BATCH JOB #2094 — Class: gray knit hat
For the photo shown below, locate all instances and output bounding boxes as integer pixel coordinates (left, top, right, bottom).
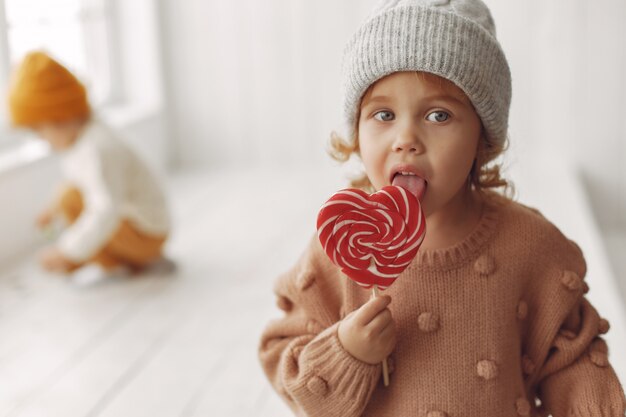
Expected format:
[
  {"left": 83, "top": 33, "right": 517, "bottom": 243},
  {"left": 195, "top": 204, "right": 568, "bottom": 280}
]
[{"left": 342, "top": 0, "right": 511, "bottom": 147}]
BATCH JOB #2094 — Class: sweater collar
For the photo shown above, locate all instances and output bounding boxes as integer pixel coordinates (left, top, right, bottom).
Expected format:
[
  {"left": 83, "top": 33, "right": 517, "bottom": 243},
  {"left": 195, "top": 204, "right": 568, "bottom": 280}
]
[{"left": 408, "top": 192, "right": 504, "bottom": 271}]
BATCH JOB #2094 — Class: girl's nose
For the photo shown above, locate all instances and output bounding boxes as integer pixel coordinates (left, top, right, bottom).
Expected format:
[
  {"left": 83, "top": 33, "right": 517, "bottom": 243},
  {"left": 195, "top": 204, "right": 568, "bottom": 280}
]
[{"left": 392, "top": 124, "right": 424, "bottom": 154}]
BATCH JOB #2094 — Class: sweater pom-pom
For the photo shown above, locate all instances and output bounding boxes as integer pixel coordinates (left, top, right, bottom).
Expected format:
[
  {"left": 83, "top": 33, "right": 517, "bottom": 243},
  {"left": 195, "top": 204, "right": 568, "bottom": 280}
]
[
  {"left": 561, "top": 270, "right": 583, "bottom": 291},
  {"left": 515, "top": 397, "right": 531, "bottom": 416},
  {"left": 477, "top": 359, "right": 498, "bottom": 380},
  {"left": 306, "top": 375, "right": 329, "bottom": 397}
]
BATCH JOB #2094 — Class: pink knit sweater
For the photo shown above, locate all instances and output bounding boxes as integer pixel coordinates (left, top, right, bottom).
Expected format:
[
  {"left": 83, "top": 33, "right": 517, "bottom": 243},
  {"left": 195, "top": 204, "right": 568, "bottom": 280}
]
[{"left": 259, "top": 193, "right": 626, "bottom": 417}]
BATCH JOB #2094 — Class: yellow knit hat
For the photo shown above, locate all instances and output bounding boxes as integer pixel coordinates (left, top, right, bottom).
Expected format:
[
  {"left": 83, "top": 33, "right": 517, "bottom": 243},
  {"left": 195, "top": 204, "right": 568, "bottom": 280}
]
[{"left": 7, "top": 51, "right": 91, "bottom": 127}]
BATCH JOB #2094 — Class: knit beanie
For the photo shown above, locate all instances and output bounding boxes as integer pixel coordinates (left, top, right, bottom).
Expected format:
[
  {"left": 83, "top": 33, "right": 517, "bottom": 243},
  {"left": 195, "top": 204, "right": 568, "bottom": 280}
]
[
  {"left": 7, "top": 51, "right": 90, "bottom": 126},
  {"left": 342, "top": 0, "right": 511, "bottom": 148}
]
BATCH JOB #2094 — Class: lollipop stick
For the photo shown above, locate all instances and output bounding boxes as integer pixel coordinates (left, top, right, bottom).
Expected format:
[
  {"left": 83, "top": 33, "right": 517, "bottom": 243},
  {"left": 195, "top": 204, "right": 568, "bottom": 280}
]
[{"left": 371, "top": 285, "right": 390, "bottom": 387}]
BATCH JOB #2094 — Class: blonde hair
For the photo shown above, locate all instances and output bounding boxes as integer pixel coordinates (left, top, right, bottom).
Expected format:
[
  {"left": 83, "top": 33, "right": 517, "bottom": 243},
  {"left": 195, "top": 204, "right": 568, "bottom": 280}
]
[{"left": 329, "top": 72, "right": 514, "bottom": 197}]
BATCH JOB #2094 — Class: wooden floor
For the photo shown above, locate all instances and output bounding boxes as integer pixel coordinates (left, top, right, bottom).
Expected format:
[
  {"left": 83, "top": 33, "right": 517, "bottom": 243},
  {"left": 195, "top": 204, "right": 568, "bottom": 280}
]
[
  {"left": 0, "top": 167, "right": 348, "bottom": 417},
  {"left": 1, "top": 165, "right": 624, "bottom": 417}
]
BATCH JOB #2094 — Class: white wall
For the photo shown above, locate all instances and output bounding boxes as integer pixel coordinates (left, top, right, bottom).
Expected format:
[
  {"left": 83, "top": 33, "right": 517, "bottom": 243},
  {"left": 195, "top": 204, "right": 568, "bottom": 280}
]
[
  {"left": 157, "top": 0, "right": 378, "bottom": 169},
  {"left": 159, "top": 0, "right": 626, "bottom": 229},
  {"left": 0, "top": 148, "right": 58, "bottom": 267},
  {"left": 577, "top": 0, "right": 626, "bottom": 231},
  {"left": 489, "top": 0, "right": 626, "bottom": 232}
]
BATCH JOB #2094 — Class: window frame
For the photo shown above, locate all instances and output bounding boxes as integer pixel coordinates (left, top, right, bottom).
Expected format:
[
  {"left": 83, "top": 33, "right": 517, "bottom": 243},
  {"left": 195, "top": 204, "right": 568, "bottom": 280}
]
[
  {"left": 0, "top": 0, "right": 11, "bottom": 125},
  {"left": 0, "top": 0, "right": 121, "bottom": 148}
]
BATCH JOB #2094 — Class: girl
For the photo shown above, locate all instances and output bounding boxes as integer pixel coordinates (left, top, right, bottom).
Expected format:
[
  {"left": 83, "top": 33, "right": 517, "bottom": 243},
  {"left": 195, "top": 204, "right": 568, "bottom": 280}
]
[
  {"left": 259, "top": 0, "right": 626, "bottom": 416},
  {"left": 7, "top": 52, "right": 171, "bottom": 280}
]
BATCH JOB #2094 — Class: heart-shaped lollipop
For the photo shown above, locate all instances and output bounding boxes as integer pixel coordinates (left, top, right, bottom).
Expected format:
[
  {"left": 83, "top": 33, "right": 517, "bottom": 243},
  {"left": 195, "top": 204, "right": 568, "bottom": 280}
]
[{"left": 316, "top": 185, "right": 426, "bottom": 290}]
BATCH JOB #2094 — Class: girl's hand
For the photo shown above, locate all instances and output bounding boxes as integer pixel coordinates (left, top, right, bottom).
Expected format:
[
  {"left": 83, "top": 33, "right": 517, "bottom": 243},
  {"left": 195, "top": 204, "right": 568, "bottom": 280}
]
[
  {"left": 338, "top": 295, "right": 396, "bottom": 365},
  {"left": 39, "top": 246, "right": 75, "bottom": 273}
]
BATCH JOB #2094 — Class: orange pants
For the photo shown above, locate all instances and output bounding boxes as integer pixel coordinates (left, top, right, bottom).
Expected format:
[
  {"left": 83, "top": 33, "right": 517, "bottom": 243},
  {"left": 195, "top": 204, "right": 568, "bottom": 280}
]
[{"left": 58, "top": 186, "right": 167, "bottom": 271}]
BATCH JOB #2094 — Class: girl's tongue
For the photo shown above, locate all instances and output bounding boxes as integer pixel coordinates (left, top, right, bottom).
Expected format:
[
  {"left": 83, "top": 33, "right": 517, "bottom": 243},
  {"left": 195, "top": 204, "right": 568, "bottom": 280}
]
[{"left": 392, "top": 174, "right": 426, "bottom": 201}]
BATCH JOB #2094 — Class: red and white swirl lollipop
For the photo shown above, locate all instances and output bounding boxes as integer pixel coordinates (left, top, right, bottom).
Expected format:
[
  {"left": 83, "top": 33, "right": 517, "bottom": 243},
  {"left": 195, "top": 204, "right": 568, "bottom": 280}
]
[
  {"left": 316, "top": 185, "right": 425, "bottom": 387},
  {"left": 316, "top": 185, "right": 426, "bottom": 290}
]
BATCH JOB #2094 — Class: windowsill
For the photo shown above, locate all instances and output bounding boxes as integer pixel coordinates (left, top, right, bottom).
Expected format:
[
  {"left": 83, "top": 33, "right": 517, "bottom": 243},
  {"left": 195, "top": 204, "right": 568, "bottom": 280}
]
[
  {"left": 98, "top": 100, "right": 163, "bottom": 128},
  {"left": 0, "top": 138, "right": 50, "bottom": 176},
  {"left": 0, "top": 101, "right": 163, "bottom": 178}
]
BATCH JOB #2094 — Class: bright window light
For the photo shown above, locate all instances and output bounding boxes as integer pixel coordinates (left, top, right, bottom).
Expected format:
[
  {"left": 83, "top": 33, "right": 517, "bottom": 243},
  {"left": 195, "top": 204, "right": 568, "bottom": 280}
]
[{"left": 4, "top": 0, "right": 114, "bottom": 105}]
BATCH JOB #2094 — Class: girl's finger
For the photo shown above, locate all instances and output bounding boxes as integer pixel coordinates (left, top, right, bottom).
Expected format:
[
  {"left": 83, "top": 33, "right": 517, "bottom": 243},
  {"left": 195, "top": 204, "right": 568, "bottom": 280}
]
[
  {"left": 367, "top": 308, "right": 393, "bottom": 333},
  {"left": 355, "top": 295, "right": 391, "bottom": 326}
]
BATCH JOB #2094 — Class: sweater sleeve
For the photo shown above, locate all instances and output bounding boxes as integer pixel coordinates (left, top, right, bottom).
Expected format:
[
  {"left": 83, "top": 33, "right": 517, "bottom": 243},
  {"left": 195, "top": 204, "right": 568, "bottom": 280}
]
[
  {"left": 258, "top": 236, "right": 381, "bottom": 417},
  {"left": 532, "top": 243, "right": 626, "bottom": 417},
  {"left": 57, "top": 143, "right": 123, "bottom": 262},
  {"left": 536, "top": 296, "right": 626, "bottom": 416}
]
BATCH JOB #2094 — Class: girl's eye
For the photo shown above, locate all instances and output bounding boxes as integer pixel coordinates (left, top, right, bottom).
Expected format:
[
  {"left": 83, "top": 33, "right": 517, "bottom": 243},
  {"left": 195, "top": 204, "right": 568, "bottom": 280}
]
[
  {"left": 373, "top": 111, "right": 395, "bottom": 122},
  {"left": 426, "top": 111, "right": 450, "bottom": 123}
]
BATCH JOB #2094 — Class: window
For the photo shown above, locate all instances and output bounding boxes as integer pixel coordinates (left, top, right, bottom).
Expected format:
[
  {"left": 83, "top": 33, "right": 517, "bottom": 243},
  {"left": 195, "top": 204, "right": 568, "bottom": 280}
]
[{"left": 0, "top": 0, "right": 117, "bottom": 147}]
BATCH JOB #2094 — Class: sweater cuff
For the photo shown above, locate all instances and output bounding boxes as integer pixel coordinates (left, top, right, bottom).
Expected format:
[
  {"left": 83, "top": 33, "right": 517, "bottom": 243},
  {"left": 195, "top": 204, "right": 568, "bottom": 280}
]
[
  {"left": 57, "top": 236, "right": 91, "bottom": 263},
  {"left": 287, "top": 323, "right": 381, "bottom": 416}
]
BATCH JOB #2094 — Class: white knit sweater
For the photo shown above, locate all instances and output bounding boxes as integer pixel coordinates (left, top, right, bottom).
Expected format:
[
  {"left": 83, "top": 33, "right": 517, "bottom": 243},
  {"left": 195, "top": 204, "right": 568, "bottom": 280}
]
[{"left": 57, "top": 119, "right": 170, "bottom": 262}]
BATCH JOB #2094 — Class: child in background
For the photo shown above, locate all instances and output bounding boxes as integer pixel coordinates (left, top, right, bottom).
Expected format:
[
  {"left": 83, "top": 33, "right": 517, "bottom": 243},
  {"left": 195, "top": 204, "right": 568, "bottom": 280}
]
[
  {"left": 7, "top": 51, "right": 171, "bottom": 280},
  {"left": 259, "top": 0, "right": 626, "bottom": 416}
]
